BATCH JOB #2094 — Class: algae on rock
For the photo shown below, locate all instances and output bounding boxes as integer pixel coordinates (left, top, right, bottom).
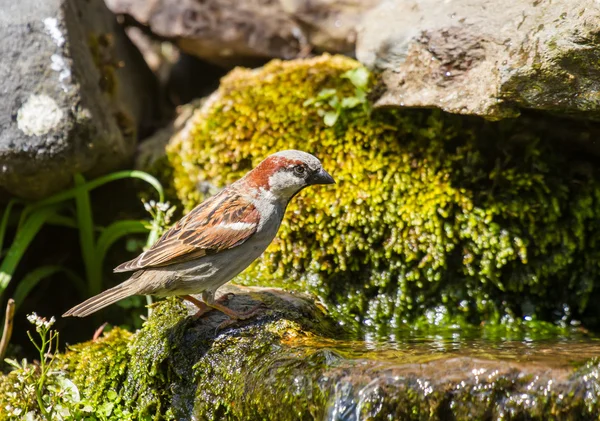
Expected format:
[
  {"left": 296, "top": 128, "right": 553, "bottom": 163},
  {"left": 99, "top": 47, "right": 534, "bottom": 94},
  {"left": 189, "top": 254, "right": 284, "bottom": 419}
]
[
  {"left": 3, "top": 289, "right": 600, "bottom": 420},
  {"left": 166, "top": 54, "right": 600, "bottom": 333}
]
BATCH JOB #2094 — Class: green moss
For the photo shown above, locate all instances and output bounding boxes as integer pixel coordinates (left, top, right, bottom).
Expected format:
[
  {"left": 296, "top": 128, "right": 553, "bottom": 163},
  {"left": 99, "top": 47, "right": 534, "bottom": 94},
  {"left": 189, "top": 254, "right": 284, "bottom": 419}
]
[
  {"left": 166, "top": 54, "right": 600, "bottom": 334},
  {"left": 2, "top": 296, "right": 600, "bottom": 419},
  {"left": 120, "top": 298, "right": 188, "bottom": 419},
  {"left": 63, "top": 327, "right": 132, "bottom": 408}
]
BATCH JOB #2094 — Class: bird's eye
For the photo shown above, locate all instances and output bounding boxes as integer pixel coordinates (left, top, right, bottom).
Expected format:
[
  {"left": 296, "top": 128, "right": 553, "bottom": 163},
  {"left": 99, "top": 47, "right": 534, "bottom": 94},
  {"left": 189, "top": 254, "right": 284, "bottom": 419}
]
[{"left": 293, "top": 165, "right": 306, "bottom": 176}]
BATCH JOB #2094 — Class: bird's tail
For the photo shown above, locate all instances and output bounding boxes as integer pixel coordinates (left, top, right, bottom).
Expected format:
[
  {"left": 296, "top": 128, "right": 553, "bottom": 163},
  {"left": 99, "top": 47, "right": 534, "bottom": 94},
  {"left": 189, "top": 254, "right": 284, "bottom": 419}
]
[{"left": 62, "top": 283, "right": 136, "bottom": 318}]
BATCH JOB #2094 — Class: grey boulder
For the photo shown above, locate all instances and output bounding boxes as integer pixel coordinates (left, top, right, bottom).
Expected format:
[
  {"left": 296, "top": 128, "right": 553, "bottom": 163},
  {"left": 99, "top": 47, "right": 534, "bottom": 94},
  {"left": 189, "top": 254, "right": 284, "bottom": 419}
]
[{"left": 0, "top": 0, "right": 157, "bottom": 199}]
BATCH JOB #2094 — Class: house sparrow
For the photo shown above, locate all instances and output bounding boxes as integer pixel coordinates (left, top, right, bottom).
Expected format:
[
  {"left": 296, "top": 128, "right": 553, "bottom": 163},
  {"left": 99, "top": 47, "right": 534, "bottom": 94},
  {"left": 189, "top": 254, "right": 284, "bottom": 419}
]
[{"left": 63, "top": 150, "right": 335, "bottom": 320}]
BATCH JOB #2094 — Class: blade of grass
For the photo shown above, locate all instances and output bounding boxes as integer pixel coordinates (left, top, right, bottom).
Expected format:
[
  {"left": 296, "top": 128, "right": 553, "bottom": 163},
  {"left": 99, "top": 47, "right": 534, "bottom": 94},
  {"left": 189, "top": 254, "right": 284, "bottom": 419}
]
[
  {"left": 73, "top": 174, "right": 99, "bottom": 296},
  {"left": 13, "top": 265, "right": 86, "bottom": 310},
  {"left": 0, "top": 200, "right": 19, "bottom": 252},
  {"left": 95, "top": 220, "right": 148, "bottom": 273},
  {"left": 0, "top": 205, "right": 60, "bottom": 293},
  {"left": 20, "top": 170, "right": 165, "bottom": 222},
  {"left": 45, "top": 214, "right": 79, "bottom": 229}
]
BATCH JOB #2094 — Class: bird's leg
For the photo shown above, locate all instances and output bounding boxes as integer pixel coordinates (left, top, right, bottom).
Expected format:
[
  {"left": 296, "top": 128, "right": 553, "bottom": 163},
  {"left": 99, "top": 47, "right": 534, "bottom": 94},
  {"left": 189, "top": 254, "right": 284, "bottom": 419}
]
[
  {"left": 181, "top": 294, "right": 211, "bottom": 319},
  {"left": 182, "top": 291, "right": 264, "bottom": 321},
  {"left": 202, "top": 290, "right": 264, "bottom": 321}
]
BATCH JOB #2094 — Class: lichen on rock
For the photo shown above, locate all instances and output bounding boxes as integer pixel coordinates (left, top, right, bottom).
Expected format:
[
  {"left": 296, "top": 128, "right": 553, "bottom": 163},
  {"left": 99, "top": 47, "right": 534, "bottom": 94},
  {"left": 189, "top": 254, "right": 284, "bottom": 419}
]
[{"left": 166, "top": 54, "right": 600, "bottom": 334}]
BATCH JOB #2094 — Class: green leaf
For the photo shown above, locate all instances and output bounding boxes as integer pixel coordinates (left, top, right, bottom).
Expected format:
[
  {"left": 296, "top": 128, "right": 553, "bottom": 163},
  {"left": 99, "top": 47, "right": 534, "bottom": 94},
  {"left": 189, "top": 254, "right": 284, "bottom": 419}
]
[
  {"left": 328, "top": 96, "right": 340, "bottom": 109},
  {"left": 323, "top": 111, "right": 340, "bottom": 127},
  {"left": 98, "top": 401, "right": 114, "bottom": 417},
  {"left": 355, "top": 88, "right": 367, "bottom": 102},
  {"left": 55, "top": 376, "right": 80, "bottom": 403},
  {"left": 74, "top": 174, "right": 100, "bottom": 296},
  {"left": 13, "top": 265, "right": 86, "bottom": 310},
  {"left": 21, "top": 170, "right": 165, "bottom": 221},
  {"left": 95, "top": 219, "right": 148, "bottom": 277},
  {"left": 0, "top": 205, "right": 60, "bottom": 293},
  {"left": 341, "top": 96, "right": 362, "bottom": 109},
  {"left": 341, "top": 67, "right": 370, "bottom": 89},
  {"left": 4, "top": 358, "right": 22, "bottom": 370},
  {"left": 106, "top": 390, "right": 118, "bottom": 401},
  {"left": 0, "top": 200, "right": 19, "bottom": 253},
  {"left": 316, "top": 88, "right": 337, "bottom": 101},
  {"left": 302, "top": 98, "right": 316, "bottom": 107}
]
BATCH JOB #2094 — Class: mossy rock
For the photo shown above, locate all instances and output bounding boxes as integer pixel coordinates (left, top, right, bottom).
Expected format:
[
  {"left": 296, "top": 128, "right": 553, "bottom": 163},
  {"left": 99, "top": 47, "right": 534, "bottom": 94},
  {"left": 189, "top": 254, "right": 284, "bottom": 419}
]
[
  {"left": 3, "top": 289, "right": 600, "bottom": 420},
  {"left": 0, "top": 287, "right": 343, "bottom": 420},
  {"left": 165, "top": 54, "right": 600, "bottom": 333}
]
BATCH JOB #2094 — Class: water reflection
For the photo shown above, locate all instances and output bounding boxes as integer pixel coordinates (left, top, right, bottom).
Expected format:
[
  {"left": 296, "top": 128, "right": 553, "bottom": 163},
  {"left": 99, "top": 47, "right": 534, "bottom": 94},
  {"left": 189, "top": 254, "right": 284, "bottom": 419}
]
[{"left": 289, "top": 328, "right": 600, "bottom": 367}]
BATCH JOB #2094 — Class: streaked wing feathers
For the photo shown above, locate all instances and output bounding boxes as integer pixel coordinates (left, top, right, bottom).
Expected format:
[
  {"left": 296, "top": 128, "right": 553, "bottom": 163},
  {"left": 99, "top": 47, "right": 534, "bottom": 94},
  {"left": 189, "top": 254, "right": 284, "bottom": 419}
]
[{"left": 114, "top": 190, "right": 259, "bottom": 272}]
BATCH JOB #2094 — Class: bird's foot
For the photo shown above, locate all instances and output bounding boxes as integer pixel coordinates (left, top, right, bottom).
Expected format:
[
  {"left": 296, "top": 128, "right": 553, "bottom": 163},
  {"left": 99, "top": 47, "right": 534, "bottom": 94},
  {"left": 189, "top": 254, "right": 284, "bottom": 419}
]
[
  {"left": 215, "top": 303, "right": 266, "bottom": 331},
  {"left": 215, "top": 292, "right": 235, "bottom": 304},
  {"left": 181, "top": 295, "right": 212, "bottom": 319},
  {"left": 182, "top": 294, "right": 265, "bottom": 324},
  {"left": 209, "top": 301, "right": 265, "bottom": 321}
]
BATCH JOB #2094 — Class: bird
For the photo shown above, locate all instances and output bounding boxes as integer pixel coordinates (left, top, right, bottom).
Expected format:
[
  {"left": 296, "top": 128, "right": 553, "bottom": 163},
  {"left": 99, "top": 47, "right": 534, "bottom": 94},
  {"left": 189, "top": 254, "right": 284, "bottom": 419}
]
[{"left": 63, "top": 150, "right": 335, "bottom": 320}]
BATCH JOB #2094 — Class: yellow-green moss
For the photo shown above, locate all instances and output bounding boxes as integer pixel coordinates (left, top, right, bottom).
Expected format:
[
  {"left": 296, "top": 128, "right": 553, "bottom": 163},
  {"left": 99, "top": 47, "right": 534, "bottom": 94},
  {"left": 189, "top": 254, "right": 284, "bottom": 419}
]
[
  {"left": 63, "top": 327, "right": 132, "bottom": 407},
  {"left": 3, "top": 298, "right": 600, "bottom": 419},
  {"left": 166, "top": 54, "right": 600, "bottom": 333}
]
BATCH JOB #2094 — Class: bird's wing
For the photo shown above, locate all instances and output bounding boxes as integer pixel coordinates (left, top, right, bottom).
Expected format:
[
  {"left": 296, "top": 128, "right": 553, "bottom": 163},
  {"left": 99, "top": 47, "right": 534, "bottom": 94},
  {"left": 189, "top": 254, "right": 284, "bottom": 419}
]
[{"left": 114, "top": 190, "right": 260, "bottom": 272}]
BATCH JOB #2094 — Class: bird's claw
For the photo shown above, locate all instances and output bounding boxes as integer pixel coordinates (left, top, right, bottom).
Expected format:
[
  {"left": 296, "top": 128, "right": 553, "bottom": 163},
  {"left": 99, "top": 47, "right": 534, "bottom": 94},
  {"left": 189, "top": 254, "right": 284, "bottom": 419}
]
[{"left": 215, "top": 292, "right": 236, "bottom": 304}]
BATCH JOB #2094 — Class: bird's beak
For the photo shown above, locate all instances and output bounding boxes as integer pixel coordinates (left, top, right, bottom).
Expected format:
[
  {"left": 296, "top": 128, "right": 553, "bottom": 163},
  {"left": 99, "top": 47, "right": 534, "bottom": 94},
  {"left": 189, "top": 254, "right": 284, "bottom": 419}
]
[{"left": 310, "top": 168, "right": 335, "bottom": 185}]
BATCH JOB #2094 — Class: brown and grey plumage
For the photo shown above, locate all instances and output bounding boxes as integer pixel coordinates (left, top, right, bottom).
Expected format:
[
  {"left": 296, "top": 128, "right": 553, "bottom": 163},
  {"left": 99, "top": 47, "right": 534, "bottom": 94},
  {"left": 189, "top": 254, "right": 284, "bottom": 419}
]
[{"left": 62, "top": 150, "right": 335, "bottom": 319}]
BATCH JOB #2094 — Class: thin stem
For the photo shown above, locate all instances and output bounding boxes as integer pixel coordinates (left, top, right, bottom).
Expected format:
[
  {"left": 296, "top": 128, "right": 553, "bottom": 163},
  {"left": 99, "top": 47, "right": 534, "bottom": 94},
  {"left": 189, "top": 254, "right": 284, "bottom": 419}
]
[
  {"left": 35, "top": 329, "right": 51, "bottom": 420},
  {"left": 0, "top": 299, "right": 14, "bottom": 361}
]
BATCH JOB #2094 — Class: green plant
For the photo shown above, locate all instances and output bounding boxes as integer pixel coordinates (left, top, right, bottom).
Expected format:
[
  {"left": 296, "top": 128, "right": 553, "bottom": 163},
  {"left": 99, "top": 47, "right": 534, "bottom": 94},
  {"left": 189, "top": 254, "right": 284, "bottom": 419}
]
[
  {"left": 0, "top": 170, "right": 166, "bottom": 309},
  {"left": 3, "top": 313, "right": 133, "bottom": 420},
  {"left": 303, "top": 66, "right": 370, "bottom": 126}
]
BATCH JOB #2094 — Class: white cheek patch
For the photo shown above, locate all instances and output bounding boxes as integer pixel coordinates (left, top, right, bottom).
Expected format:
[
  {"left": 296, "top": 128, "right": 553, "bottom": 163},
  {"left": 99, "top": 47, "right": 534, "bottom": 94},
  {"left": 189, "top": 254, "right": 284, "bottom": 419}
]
[
  {"left": 268, "top": 171, "right": 295, "bottom": 188},
  {"left": 219, "top": 222, "right": 256, "bottom": 231}
]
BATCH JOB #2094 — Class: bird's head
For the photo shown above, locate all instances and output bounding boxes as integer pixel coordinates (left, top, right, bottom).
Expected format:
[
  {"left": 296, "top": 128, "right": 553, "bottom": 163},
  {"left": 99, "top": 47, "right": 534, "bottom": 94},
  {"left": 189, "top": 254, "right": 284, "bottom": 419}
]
[{"left": 242, "top": 150, "right": 335, "bottom": 202}]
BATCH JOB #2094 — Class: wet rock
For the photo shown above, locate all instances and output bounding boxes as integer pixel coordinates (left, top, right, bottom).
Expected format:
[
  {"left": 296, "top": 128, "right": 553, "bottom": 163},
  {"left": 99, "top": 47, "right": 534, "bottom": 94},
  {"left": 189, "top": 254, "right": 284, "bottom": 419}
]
[
  {"left": 3, "top": 286, "right": 600, "bottom": 419},
  {"left": 104, "top": 0, "right": 379, "bottom": 67},
  {"left": 0, "top": 0, "right": 158, "bottom": 199},
  {"left": 356, "top": 0, "right": 600, "bottom": 120}
]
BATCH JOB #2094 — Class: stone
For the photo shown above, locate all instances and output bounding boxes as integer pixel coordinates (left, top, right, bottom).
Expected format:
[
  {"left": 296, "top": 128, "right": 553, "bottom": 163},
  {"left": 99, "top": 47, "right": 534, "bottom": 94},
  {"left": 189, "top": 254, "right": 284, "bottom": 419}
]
[
  {"left": 356, "top": 0, "right": 600, "bottom": 120},
  {"left": 2, "top": 286, "right": 600, "bottom": 419},
  {"left": 0, "top": 0, "right": 158, "bottom": 199},
  {"left": 104, "top": 0, "right": 379, "bottom": 67}
]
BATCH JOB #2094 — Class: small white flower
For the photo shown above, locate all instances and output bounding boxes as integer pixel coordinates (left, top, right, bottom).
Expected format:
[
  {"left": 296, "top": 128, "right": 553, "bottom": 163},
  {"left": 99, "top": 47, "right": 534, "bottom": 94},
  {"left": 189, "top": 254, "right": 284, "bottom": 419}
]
[
  {"left": 143, "top": 201, "right": 152, "bottom": 212},
  {"left": 26, "top": 312, "right": 55, "bottom": 330},
  {"left": 43, "top": 316, "right": 56, "bottom": 329},
  {"left": 157, "top": 202, "right": 170, "bottom": 212},
  {"left": 26, "top": 313, "right": 38, "bottom": 325}
]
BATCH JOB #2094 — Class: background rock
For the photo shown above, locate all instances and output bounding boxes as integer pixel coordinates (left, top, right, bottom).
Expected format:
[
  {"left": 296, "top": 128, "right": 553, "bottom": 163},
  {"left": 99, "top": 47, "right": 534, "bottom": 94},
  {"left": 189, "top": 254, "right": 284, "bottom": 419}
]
[
  {"left": 357, "top": 0, "right": 600, "bottom": 120},
  {"left": 105, "top": 0, "right": 380, "bottom": 67},
  {"left": 0, "top": 0, "right": 158, "bottom": 199}
]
